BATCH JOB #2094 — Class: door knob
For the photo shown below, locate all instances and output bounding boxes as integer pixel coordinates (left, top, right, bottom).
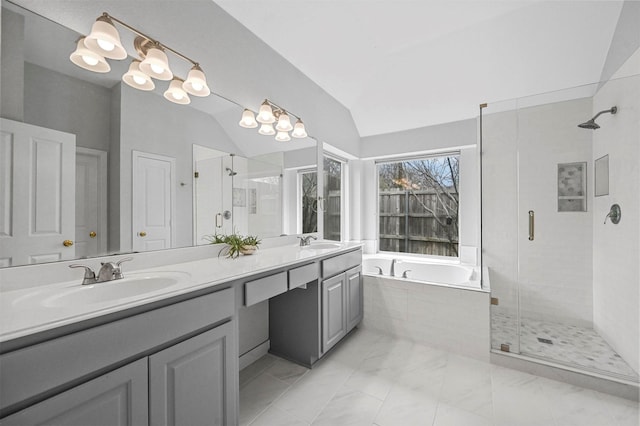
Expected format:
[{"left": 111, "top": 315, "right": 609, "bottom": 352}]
[
  {"left": 139, "top": 231, "right": 147, "bottom": 237},
  {"left": 63, "top": 239, "right": 74, "bottom": 247},
  {"left": 89, "top": 231, "right": 97, "bottom": 238}
]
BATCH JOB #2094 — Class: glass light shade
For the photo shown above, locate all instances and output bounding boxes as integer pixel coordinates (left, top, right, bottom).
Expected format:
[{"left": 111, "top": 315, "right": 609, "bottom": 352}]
[
  {"left": 256, "top": 101, "right": 275, "bottom": 124},
  {"left": 84, "top": 16, "right": 127, "bottom": 60},
  {"left": 258, "top": 123, "right": 276, "bottom": 136},
  {"left": 275, "top": 112, "right": 293, "bottom": 132},
  {"left": 140, "top": 46, "right": 173, "bottom": 80},
  {"left": 275, "top": 131, "right": 291, "bottom": 142},
  {"left": 291, "top": 119, "right": 308, "bottom": 138},
  {"left": 70, "top": 38, "right": 110, "bottom": 73},
  {"left": 164, "top": 79, "right": 191, "bottom": 105},
  {"left": 182, "top": 65, "right": 211, "bottom": 97},
  {"left": 239, "top": 109, "right": 258, "bottom": 128},
  {"left": 122, "top": 60, "right": 155, "bottom": 91}
]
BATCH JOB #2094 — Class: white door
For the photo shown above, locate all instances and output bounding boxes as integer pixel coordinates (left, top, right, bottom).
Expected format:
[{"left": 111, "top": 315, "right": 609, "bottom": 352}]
[
  {"left": 0, "top": 118, "right": 76, "bottom": 267},
  {"left": 75, "top": 148, "right": 107, "bottom": 259},
  {"left": 132, "top": 151, "right": 175, "bottom": 252}
]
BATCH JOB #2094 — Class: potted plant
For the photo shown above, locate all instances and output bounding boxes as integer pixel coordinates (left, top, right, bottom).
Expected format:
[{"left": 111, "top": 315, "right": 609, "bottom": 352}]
[
  {"left": 203, "top": 233, "right": 261, "bottom": 258},
  {"left": 240, "top": 235, "right": 261, "bottom": 255}
]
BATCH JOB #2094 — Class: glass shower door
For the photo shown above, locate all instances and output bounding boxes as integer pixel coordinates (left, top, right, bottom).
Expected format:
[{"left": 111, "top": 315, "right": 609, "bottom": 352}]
[{"left": 515, "top": 95, "right": 594, "bottom": 367}]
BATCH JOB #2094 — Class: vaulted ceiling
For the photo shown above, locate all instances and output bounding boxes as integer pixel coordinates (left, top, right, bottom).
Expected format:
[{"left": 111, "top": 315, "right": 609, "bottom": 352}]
[{"left": 216, "top": 1, "right": 624, "bottom": 136}]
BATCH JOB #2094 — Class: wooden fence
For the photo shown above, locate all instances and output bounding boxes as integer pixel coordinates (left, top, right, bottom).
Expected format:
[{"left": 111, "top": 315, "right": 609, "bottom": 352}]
[{"left": 379, "top": 190, "right": 458, "bottom": 256}]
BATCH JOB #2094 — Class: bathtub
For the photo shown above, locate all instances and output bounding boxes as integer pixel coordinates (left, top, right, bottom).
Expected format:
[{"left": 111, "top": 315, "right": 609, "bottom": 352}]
[
  {"left": 361, "top": 255, "right": 490, "bottom": 360},
  {"left": 362, "top": 255, "right": 481, "bottom": 290}
]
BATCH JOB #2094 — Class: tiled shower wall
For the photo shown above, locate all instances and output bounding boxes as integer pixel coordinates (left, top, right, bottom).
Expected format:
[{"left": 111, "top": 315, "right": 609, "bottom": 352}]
[{"left": 592, "top": 68, "right": 640, "bottom": 375}]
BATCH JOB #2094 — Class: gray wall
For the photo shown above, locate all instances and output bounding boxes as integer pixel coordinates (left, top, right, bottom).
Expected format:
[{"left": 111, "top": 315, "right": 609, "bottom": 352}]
[
  {"left": 0, "top": 7, "right": 24, "bottom": 121},
  {"left": 359, "top": 119, "right": 476, "bottom": 159},
  {"left": 24, "top": 63, "right": 111, "bottom": 151},
  {"left": 117, "top": 84, "right": 242, "bottom": 252}
]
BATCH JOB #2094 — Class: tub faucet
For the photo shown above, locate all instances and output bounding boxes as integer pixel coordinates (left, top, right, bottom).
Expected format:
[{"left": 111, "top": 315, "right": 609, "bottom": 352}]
[
  {"left": 298, "top": 235, "right": 317, "bottom": 246},
  {"left": 390, "top": 259, "right": 401, "bottom": 277},
  {"left": 374, "top": 266, "right": 384, "bottom": 275}
]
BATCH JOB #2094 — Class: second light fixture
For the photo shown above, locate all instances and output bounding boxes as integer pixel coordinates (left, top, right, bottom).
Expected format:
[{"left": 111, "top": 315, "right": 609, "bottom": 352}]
[{"left": 239, "top": 100, "right": 307, "bottom": 141}]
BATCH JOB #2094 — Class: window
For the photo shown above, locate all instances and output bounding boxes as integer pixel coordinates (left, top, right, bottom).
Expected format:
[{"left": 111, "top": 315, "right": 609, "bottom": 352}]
[
  {"left": 323, "top": 155, "right": 343, "bottom": 241},
  {"left": 299, "top": 170, "right": 317, "bottom": 233},
  {"left": 377, "top": 154, "right": 459, "bottom": 257}
]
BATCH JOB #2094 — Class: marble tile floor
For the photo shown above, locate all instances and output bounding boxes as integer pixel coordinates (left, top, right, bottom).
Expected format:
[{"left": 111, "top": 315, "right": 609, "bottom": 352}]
[
  {"left": 491, "top": 312, "right": 638, "bottom": 380},
  {"left": 239, "top": 328, "right": 639, "bottom": 426}
]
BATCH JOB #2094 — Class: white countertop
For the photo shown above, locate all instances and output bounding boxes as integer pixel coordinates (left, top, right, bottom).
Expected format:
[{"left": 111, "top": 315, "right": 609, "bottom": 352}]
[{"left": 0, "top": 242, "right": 362, "bottom": 344}]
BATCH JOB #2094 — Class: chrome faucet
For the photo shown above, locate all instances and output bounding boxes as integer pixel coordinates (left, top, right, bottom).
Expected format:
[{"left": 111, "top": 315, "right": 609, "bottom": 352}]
[
  {"left": 298, "top": 235, "right": 318, "bottom": 246},
  {"left": 69, "top": 257, "right": 132, "bottom": 285},
  {"left": 390, "top": 259, "right": 401, "bottom": 277}
]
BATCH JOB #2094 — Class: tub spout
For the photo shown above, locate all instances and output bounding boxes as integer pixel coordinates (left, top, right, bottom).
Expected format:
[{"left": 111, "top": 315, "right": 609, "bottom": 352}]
[
  {"left": 390, "top": 259, "right": 401, "bottom": 277},
  {"left": 374, "top": 266, "right": 384, "bottom": 275}
]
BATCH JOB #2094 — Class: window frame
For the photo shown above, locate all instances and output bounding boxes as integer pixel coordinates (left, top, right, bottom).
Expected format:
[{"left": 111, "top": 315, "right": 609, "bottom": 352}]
[
  {"left": 375, "top": 151, "right": 461, "bottom": 260},
  {"left": 322, "top": 153, "right": 347, "bottom": 242},
  {"left": 297, "top": 168, "right": 318, "bottom": 234}
]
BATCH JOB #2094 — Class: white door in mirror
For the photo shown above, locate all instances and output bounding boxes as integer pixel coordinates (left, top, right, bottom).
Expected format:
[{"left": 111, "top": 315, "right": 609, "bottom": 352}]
[
  {"left": 132, "top": 151, "right": 175, "bottom": 252},
  {"left": 0, "top": 118, "right": 76, "bottom": 266}
]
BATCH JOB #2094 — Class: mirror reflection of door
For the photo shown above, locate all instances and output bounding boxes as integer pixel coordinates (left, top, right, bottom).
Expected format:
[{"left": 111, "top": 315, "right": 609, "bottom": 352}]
[
  {"left": 0, "top": 118, "right": 76, "bottom": 266},
  {"left": 132, "top": 151, "right": 175, "bottom": 252},
  {"left": 193, "top": 146, "right": 233, "bottom": 244},
  {"left": 75, "top": 148, "right": 107, "bottom": 259}
]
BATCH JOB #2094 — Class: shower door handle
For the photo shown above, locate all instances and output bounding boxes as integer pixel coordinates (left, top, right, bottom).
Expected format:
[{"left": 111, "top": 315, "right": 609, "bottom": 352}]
[{"left": 528, "top": 210, "right": 534, "bottom": 241}]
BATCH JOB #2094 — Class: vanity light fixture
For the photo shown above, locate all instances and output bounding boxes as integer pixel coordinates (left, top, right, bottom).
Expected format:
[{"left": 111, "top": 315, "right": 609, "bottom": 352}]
[
  {"left": 71, "top": 12, "right": 211, "bottom": 105},
  {"left": 239, "top": 109, "right": 258, "bottom": 128},
  {"left": 164, "top": 78, "right": 191, "bottom": 105},
  {"left": 258, "top": 123, "right": 276, "bottom": 136},
  {"left": 241, "top": 99, "right": 308, "bottom": 141},
  {"left": 122, "top": 60, "right": 155, "bottom": 91},
  {"left": 70, "top": 37, "right": 110, "bottom": 73}
]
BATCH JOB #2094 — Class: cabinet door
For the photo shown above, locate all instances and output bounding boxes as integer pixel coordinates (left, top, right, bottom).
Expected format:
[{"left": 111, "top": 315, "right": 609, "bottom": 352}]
[
  {"left": 346, "top": 265, "right": 363, "bottom": 332},
  {"left": 149, "top": 322, "right": 237, "bottom": 426},
  {"left": 0, "top": 358, "right": 148, "bottom": 426},
  {"left": 322, "top": 273, "right": 347, "bottom": 353}
]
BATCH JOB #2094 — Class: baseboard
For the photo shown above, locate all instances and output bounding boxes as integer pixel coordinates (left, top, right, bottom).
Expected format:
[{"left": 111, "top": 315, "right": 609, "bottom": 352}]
[
  {"left": 239, "top": 340, "right": 270, "bottom": 371},
  {"left": 491, "top": 350, "right": 639, "bottom": 401}
]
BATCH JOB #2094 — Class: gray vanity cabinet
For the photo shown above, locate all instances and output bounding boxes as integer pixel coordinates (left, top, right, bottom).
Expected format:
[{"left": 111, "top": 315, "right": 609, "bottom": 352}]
[
  {"left": 150, "top": 322, "right": 235, "bottom": 426},
  {"left": 322, "top": 264, "right": 363, "bottom": 353},
  {"left": 346, "top": 265, "right": 363, "bottom": 332},
  {"left": 321, "top": 272, "right": 347, "bottom": 352},
  {"left": 0, "top": 287, "right": 238, "bottom": 426},
  {"left": 0, "top": 358, "right": 149, "bottom": 426},
  {"left": 269, "top": 249, "right": 363, "bottom": 367}
]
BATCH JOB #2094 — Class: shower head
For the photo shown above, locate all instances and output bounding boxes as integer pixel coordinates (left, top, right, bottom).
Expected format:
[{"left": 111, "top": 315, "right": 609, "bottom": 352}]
[
  {"left": 578, "top": 119, "right": 600, "bottom": 130},
  {"left": 578, "top": 106, "right": 617, "bottom": 130},
  {"left": 225, "top": 167, "right": 237, "bottom": 176}
]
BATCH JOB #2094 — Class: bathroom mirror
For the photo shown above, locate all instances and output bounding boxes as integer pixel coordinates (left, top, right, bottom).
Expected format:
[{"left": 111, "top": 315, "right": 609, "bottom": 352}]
[{"left": 0, "top": 0, "right": 317, "bottom": 268}]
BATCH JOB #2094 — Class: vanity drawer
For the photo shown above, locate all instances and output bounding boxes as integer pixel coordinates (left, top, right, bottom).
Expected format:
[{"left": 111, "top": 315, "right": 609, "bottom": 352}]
[
  {"left": 244, "top": 272, "right": 287, "bottom": 306},
  {"left": 288, "top": 263, "right": 318, "bottom": 290},
  {"left": 321, "top": 249, "right": 362, "bottom": 278}
]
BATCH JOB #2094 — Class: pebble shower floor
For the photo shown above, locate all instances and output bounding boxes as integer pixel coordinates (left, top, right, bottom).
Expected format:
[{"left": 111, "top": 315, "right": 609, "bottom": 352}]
[{"left": 491, "top": 311, "right": 638, "bottom": 379}]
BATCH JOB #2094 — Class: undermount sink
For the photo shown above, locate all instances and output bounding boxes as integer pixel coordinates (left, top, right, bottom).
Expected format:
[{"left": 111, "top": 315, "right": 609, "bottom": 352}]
[
  {"left": 302, "top": 242, "right": 341, "bottom": 250},
  {"left": 42, "top": 271, "right": 191, "bottom": 308}
]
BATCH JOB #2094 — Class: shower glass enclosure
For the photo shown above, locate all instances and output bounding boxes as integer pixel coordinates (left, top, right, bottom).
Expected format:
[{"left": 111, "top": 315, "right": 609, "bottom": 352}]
[{"left": 481, "top": 74, "right": 639, "bottom": 382}]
